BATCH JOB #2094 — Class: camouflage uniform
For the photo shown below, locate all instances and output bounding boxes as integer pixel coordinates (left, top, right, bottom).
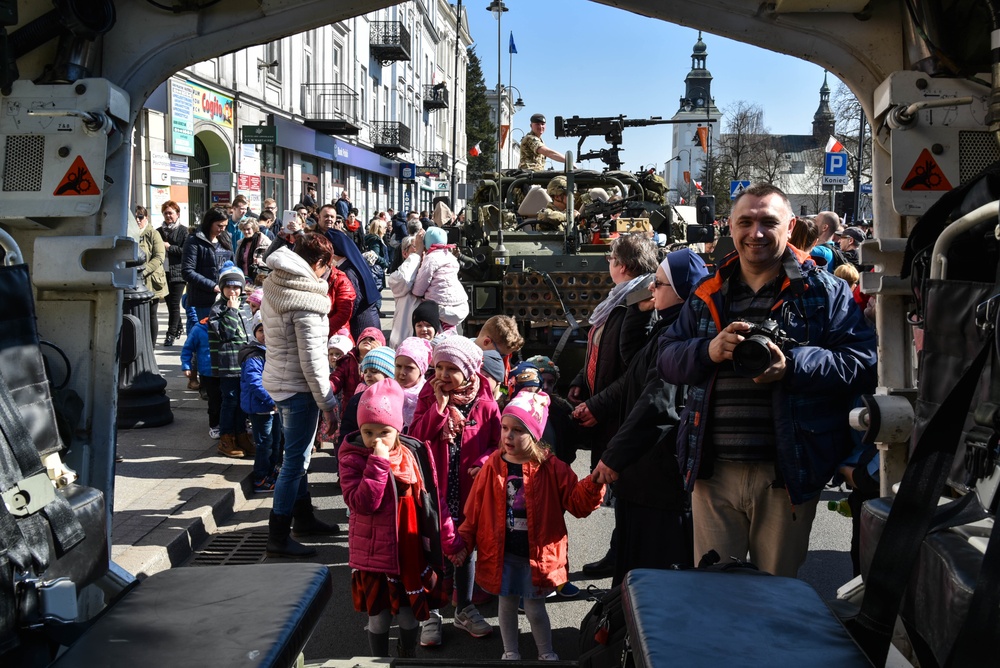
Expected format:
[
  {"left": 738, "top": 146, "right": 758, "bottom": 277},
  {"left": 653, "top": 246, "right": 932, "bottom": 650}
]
[
  {"left": 534, "top": 176, "right": 569, "bottom": 230},
  {"left": 519, "top": 132, "right": 547, "bottom": 171}
]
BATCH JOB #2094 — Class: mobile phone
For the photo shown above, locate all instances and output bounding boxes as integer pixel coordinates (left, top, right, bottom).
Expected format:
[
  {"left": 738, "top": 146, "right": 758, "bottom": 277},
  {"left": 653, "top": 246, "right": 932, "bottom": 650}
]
[{"left": 282, "top": 210, "right": 300, "bottom": 231}]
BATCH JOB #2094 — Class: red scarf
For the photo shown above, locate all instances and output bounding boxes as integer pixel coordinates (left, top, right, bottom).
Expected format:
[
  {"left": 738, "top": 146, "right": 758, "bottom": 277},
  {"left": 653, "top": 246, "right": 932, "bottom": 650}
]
[
  {"left": 445, "top": 375, "right": 480, "bottom": 443},
  {"left": 388, "top": 443, "right": 421, "bottom": 491}
]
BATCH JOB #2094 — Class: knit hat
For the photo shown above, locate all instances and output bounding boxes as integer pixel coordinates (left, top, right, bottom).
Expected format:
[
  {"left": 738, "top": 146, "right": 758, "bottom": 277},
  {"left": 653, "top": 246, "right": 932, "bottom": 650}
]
[
  {"left": 411, "top": 300, "right": 442, "bottom": 337},
  {"left": 424, "top": 226, "right": 447, "bottom": 249},
  {"left": 250, "top": 311, "right": 263, "bottom": 334},
  {"left": 503, "top": 391, "right": 551, "bottom": 442},
  {"left": 510, "top": 361, "right": 542, "bottom": 392},
  {"left": 361, "top": 346, "right": 396, "bottom": 379},
  {"left": 357, "top": 378, "right": 405, "bottom": 432},
  {"left": 396, "top": 337, "right": 433, "bottom": 375},
  {"left": 328, "top": 334, "right": 353, "bottom": 355},
  {"left": 217, "top": 261, "right": 245, "bottom": 290},
  {"left": 660, "top": 248, "right": 709, "bottom": 302},
  {"left": 481, "top": 350, "right": 506, "bottom": 384},
  {"left": 432, "top": 336, "right": 483, "bottom": 382},
  {"left": 525, "top": 355, "right": 559, "bottom": 381},
  {"left": 358, "top": 326, "right": 386, "bottom": 347},
  {"left": 810, "top": 244, "right": 833, "bottom": 267},
  {"left": 247, "top": 288, "right": 263, "bottom": 307}
]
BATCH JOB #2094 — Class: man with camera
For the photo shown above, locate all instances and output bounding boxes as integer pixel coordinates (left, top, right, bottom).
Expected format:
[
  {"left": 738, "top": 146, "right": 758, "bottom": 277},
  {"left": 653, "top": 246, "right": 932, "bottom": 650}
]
[{"left": 657, "top": 183, "right": 877, "bottom": 577}]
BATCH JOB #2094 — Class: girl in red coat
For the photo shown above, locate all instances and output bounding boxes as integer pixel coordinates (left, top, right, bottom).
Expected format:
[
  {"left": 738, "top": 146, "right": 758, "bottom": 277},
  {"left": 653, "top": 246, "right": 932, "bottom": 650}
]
[
  {"left": 408, "top": 336, "right": 500, "bottom": 646},
  {"left": 459, "top": 391, "right": 604, "bottom": 661},
  {"left": 338, "top": 379, "right": 457, "bottom": 658}
]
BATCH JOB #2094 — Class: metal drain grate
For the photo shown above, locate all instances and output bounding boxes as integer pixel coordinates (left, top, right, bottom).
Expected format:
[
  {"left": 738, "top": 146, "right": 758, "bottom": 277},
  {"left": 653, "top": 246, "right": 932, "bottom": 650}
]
[{"left": 187, "top": 531, "right": 268, "bottom": 566}]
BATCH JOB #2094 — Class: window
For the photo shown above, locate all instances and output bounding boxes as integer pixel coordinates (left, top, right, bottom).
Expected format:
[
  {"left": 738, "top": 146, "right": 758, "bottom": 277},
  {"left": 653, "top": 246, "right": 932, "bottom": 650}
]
[
  {"left": 360, "top": 66, "right": 368, "bottom": 121},
  {"left": 266, "top": 41, "right": 282, "bottom": 82},
  {"left": 333, "top": 42, "right": 343, "bottom": 84}
]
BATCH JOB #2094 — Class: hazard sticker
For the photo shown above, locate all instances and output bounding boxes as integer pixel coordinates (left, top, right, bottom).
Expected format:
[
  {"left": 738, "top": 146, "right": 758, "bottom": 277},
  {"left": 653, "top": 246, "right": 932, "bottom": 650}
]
[
  {"left": 54, "top": 156, "right": 100, "bottom": 196},
  {"left": 901, "top": 149, "right": 953, "bottom": 191}
]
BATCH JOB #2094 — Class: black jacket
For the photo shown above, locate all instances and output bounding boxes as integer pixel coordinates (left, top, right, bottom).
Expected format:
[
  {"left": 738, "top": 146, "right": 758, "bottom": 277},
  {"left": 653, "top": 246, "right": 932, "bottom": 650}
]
[
  {"left": 182, "top": 232, "right": 233, "bottom": 308},
  {"left": 159, "top": 223, "right": 188, "bottom": 284}
]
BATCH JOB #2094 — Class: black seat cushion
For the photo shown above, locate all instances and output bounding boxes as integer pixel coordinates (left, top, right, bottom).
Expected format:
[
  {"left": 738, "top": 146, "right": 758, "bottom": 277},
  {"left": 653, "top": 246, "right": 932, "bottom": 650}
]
[
  {"left": 621, "top": 568, "right": 870, "bottom": 667},
  {"left": 52, "top": 564, "right": 331, "bottom": 668}
]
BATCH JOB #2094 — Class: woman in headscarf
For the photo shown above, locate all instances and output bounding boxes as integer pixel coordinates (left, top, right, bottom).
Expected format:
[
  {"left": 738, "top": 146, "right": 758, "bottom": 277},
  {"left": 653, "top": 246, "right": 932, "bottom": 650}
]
[
  {"left": 327, "top": 228, "right": 382, "bottom": 341},
  {"left": 261, "top": 232, "right": 340, "bottom": 558}
]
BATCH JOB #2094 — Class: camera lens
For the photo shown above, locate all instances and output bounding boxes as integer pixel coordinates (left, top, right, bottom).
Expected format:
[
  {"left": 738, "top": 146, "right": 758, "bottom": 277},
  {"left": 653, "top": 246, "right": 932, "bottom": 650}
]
[{"left": 732, "top": 335, "right": 774, "bottom": 378}]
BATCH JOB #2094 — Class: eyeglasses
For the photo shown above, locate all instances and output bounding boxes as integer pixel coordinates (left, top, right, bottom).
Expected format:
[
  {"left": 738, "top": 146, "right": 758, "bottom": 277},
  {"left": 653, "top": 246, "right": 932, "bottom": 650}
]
[{"left": 653, "top": 280, "right": 672, "bottom": 290}]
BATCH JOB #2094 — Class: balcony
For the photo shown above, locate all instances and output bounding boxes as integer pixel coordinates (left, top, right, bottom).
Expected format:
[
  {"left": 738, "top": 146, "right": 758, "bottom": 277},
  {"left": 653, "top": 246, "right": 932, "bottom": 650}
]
[
  {"left": 370, "top": 21, "right": 411, "bottom": 64},
  {"left": 371, "top": 121, "right": 411, "bottom": 155},
  {"left": 300, "top": 83, "right": 360, "bottom": 136},
  {"left": 418, "top": 151, "right": 449, "bottom": 177},
  {"left": 422, "top": 84, "right": 449, "bottom": 110}
]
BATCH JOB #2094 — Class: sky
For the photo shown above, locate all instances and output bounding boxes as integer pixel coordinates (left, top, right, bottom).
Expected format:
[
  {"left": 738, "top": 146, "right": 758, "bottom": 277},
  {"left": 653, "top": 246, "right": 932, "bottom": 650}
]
[{"left": 465, "top": 0, "right": 832, "bottom": 173}]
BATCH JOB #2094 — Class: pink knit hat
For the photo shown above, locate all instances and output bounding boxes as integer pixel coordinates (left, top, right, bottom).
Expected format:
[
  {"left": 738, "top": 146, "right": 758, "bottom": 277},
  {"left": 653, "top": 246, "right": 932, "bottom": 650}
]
[
  {"left": 247, "top": 288, "right": 264, "bottom": 307},
  {"left": 358, "top": 327, "right": 386, "bottom": 347},
  {"left": 396, "top": 337, "right": 433, "bottom": 375},
  {"left": 357, "top": 378, "right": 405, "bottom": 432},
  {"left": 432, "top": 336, "right": 483, "bottom": 382},
  {"left": 502, "top": 391, "right": 551, "bottom": 442}
]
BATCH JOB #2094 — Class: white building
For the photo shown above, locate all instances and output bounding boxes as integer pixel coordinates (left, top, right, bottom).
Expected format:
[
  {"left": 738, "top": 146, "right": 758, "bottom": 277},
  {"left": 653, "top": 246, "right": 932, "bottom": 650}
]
[
  {"left": 133, "top": 0, "right": 473, "bottom": 227},
  {"left": 485, "top": 84, "right": 524, "bottom": 170}
]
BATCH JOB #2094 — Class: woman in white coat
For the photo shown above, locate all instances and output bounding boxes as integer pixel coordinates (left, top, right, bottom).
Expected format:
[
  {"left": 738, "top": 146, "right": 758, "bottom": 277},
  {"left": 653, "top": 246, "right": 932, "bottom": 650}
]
[{"left": 387, "top": 234, "right": 423, "bottom": 348}]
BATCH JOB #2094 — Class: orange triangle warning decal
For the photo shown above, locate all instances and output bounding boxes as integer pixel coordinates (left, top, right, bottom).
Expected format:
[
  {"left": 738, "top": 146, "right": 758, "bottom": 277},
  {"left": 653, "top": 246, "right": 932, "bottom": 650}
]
[
  {"left": 54, "top": 156, "right": 100, "bottom": 196},
  {"left": 901, "top": 149, "right": 953, "bottom": 191}
]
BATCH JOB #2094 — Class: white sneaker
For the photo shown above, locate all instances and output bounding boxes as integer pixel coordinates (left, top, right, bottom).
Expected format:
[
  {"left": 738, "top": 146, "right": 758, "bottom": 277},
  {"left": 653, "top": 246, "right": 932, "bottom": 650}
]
[
  {"left": 208, "top": 427, "right": 221, "bottom": 439},
  {"left": 501, "top": 651, "right": 521, "bottom": 660},
  {"left": 454, "top": 604, "right": 492, "bottom": 638},
  {"left": 420, "top": 610, "right": 443, "bottom": 647},
  {"left": 538, "top": 652, "right": 560, "bottom": 661}
]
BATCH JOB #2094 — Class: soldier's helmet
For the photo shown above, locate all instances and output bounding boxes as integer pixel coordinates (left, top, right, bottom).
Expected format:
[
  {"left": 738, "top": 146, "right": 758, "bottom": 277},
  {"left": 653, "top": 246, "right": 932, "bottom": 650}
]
[{"left": 546, "top": 176, "right": 568, "bottom": 197}]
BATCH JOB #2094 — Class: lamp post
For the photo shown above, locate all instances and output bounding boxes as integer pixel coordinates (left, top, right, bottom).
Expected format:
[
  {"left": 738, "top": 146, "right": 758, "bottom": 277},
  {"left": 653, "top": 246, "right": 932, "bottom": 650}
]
[
  {"left": 509, "top": 127, "right": 525, "bottom": 172},
  {"left": 674, "top": 149, "right": 692, "bottom": 203},
  {"left": 487, "top": 0, "right": 508, "bottom": 264},
  {"left": 503, "top": 84, "right": 525, "bottom": 168}
]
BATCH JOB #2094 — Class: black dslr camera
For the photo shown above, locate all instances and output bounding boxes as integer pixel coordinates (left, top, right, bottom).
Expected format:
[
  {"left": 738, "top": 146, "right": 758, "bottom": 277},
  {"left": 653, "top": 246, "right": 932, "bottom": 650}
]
[{"left": 732, "top": 318, "right": 789, "bottom": 378}]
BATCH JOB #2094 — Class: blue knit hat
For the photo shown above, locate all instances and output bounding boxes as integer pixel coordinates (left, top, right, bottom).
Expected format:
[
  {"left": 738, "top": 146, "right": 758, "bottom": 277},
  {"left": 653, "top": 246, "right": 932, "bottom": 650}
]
[
  {"left": 217, "top": 261, "right": 245, "bottom": 290},
  {"left": 361, "top": 346, "right": 396, "bottom": 379},
  {"left": 424, "top": 226, "right": 447, "bottom": 249}
]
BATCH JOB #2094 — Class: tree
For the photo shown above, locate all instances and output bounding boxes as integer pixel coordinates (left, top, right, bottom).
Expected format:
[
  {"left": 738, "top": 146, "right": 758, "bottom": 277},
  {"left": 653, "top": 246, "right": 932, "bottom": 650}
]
[
  {"left": 465, "top": 48, "right": 497, "bottom": 179},
  {"left": 832, "top": 82, "right": 873, "bottom": 220}
]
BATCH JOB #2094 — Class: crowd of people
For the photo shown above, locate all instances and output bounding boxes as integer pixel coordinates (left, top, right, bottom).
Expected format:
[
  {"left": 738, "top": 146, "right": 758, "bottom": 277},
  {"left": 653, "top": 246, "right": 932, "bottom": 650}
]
[{"left": 143, "top": 180, "right": 878, "bottom": 661}]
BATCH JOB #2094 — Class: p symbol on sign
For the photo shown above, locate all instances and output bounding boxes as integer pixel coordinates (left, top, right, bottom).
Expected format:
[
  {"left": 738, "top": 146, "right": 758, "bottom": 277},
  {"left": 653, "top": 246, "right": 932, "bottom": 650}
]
[{"left": 825, "top": 152, "right": 848, "bottom": 176}]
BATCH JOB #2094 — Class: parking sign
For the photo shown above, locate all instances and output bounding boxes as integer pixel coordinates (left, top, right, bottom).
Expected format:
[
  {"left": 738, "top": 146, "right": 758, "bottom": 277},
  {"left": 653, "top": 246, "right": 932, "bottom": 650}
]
[{"left": 825, "top": 152, "right": 848, "bottom": 176}]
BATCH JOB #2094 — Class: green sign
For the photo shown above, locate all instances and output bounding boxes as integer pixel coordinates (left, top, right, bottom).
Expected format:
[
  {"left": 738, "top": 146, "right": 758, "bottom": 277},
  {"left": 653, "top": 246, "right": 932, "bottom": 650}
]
[{"left": 242, "top": 125, "right": 277, "bottom": 145}]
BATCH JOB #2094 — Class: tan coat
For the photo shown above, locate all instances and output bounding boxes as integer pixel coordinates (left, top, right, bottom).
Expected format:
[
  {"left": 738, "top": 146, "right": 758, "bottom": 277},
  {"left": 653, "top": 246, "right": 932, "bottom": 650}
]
[{"left": 139, "top": 224, "right": 168, "bottom": 299}]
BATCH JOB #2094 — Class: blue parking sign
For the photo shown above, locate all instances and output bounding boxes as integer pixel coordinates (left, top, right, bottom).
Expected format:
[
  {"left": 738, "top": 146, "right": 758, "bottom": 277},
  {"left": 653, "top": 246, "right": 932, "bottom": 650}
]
[{"left": 825, "top": 152, "right": 848, "bottom": 176}]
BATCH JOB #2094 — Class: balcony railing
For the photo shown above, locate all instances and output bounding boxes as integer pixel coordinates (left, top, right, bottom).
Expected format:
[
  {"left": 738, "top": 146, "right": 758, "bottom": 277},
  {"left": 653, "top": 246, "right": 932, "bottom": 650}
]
[
  {"left": 418, "top": 151, "right": 449, "bottom": 177},
  {"left": 371, "top": 121, "right": 411, "bottom": 154},
  {"left": 300, "top": 83, "right": 360, "bottom": 135},
  {"left": 370, "top": 21, "right": 411, "bottom": 64},
  {"left": 422, "top": 84, "right": 449, "bottom": 110}
]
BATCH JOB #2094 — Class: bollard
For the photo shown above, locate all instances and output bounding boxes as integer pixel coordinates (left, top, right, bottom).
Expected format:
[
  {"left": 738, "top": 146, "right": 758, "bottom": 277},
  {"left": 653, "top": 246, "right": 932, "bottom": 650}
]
[{"left": 117, "top": 284, "right": 172, "bottom": 428}]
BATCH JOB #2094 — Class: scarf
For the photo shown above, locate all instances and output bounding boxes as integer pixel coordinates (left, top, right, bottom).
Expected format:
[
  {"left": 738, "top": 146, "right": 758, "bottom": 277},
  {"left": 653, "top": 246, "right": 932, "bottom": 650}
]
[
  {"left": 388, "top": 442, "right": 421, "bottom": 489},
  {"left": 428, "top": 243, "right": 456, "bottom": 253},
  {"left": 444, "top": 374, "right": 480, "bottom": 443},
  {"left": 588, "top": 273, "right": 650, "bottom": 328}
]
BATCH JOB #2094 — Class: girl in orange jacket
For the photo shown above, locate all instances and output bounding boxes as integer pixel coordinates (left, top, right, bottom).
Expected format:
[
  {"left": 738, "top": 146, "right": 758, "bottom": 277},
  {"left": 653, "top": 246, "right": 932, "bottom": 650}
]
[{"left": 458, "top": 391, "right": 604, "bottom": 661}]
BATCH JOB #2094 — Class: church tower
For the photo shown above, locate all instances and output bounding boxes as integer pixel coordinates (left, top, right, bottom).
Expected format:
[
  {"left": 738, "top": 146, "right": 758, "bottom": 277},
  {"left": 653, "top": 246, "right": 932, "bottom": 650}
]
[
  {"left": 812, "top": 71, "right": 836, "bottom": 139},
  {"left": 669, "top": 32, "right": 723, "bottom": 204}
]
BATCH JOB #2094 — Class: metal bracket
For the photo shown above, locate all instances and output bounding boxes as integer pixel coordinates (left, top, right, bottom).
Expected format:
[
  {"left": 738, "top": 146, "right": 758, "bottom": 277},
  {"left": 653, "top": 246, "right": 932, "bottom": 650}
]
[
  {"left": 975, "top": 294, "right": 1000, "bottom": 333},
  {"left": 2, "top": 471, "right": 56, "bottom": 517},
  {"left": 32, "top": 235, "right": 138, "bottom": 290}
]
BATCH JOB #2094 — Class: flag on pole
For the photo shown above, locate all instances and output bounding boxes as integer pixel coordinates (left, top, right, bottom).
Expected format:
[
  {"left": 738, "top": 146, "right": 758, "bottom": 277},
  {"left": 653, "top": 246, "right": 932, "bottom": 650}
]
[
  {"left": 500, "top": 125, "right": 510, "bottom": 149},
  {"left": 696, "top": 127, "right": 709, "bottom": 152},
  {"left": 509, "top": 32, "right": 517, "bottom": 54},
  {"left": 469, "top": 142, "right": 481, "bottom": 157},
  {"left": 826, "top": 135, "right": 845, "bottom": 152},
  {"left": 683, "top": 171, "right": 691, "bottom": 184}
]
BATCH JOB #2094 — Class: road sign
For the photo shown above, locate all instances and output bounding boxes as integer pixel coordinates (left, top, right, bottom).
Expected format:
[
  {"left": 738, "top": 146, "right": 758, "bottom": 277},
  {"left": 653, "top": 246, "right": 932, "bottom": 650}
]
[
  {"left": 860, "top": 183, "right": 873, "bottom": 194},
  {"left": 822, "top": 175, "right": 850, "bottom": 186},
  {"left": 824, "top": 152, "right": 848, "bottom": 176},
  {"left": 730, "top": 180, "right": 751, "bottom": 200}
]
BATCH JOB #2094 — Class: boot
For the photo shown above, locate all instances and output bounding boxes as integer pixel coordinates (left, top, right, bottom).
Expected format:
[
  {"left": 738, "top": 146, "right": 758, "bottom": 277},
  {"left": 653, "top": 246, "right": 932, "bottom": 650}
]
[
  {"left": 266, "top": 511, "right": 317, "bottom": 558},
  {"left": 398, "top": 625, "right": 420, "bottom": 658},
  {"left": 291, "top": 494, "right": 342, "bottom": 537},
  {"left": 218, "top": 434, "right": 244, "bottom": 458},
  {"left": 236, "top": 432, "right": 256, "bottom": 457},
  {"left": 187, "top": 373, "right": 200, "bottom": 390},
  {"left": 367, "top": 630, "right": 390, "bottom": 657}
]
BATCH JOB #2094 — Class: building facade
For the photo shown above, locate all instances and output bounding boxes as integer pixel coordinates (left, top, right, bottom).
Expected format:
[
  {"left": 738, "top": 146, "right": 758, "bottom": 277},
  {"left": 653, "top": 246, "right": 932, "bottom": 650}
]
[{"left": 133, "top": 0, "right": 473, "bottom": 228}]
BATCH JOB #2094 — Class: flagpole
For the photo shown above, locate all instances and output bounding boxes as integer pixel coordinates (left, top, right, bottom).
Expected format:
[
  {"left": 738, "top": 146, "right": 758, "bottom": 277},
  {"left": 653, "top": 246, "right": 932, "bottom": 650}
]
[
  {"left": 507, "top": 34, "right": 513, "bottom": 170},
  {"left": 449, "top": 0, "right": 462, "bottom": 209}
]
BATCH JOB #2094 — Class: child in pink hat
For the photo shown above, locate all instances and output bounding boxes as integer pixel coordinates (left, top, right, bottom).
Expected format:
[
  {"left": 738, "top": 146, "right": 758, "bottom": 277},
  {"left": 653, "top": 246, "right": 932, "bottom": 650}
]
[
  {"left": 458, "top": 391, "right": 604, "bottom": 662},
  {"left": 395, "top": 337, "right": 433, "bottom": 431},
  {"left": 339, "top": 378, "right": 461, "bottom": 658}
]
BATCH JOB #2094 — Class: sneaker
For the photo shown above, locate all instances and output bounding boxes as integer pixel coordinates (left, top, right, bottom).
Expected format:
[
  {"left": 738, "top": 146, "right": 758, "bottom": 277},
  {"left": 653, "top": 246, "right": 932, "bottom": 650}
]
[
  {"left": 517, "top": 597, "right": 525, "bottom": 613},
  {"left": 538, "top": 652, "right": 560, "bottom": 661},
  {"left": 253, "top": 477, "right": 275, "bottom": 494},
  {"left": 208, "top": 427, "right": 221, "bottom": 440},
  {"left": 557, "top": 582, "right": 581, "bottom": 598},
  {"left": 420, "top": 611, "right": 443, "bottom": 647},
  {"left": 501, "top": 651, "right": 521, "bottom": 661},
  {"left": 454, "top": 604, "right": 492, "bottom": 638}
]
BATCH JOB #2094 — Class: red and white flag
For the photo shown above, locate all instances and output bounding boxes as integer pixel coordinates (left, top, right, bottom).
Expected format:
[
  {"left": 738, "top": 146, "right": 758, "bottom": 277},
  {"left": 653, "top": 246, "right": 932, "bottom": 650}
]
[
  {"left": 825, "top": 135, "right": 845, "bottom": 152},
  {"left": 468, "top": 142, "right": 481, "bottom": 157}
]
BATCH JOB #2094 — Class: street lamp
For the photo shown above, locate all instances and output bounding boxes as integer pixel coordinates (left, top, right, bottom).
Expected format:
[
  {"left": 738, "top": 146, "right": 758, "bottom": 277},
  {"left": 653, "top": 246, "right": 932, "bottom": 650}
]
[
  {"left": 487, "top": 0, "right": 508, "bottom": 264},
  {"left": 504, "top": 84, "right": 525, "bottom": 112},
  {"left": 674, "top": 149, "right": 692, "bottom": 203}
]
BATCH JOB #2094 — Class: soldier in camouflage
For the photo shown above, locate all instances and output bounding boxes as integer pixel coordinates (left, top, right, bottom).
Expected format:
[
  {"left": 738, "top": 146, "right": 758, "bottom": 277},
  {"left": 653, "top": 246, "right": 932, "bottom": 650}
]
[
  {"left": 519, "top": 113, "right": 567, "bottom": 171},
  {"left": 535, "top": 175, "right": 572, "bottom": 230}
]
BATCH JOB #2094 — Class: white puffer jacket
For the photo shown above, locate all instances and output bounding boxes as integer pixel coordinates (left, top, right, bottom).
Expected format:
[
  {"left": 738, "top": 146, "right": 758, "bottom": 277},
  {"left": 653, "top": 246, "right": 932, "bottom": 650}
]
[{"left": 261, "top": 246, "right": 336, "bottom": 411}]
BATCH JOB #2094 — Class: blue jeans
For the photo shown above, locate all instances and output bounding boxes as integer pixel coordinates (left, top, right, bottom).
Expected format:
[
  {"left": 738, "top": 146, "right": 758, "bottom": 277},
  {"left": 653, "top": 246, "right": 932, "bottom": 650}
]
[
  {"left": 273, "top": 392, "right": 318, "bottom": 516},
  {"left": 218, "top": 376, "right": 246, "bottom": 435},
  {"left": 249, "top": 412, "right": 282, "bottom": 480}
]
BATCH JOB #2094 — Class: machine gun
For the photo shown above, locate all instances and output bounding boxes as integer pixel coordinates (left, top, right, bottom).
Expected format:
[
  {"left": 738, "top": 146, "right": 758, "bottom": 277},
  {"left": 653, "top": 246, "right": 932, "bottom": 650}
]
[{"left": 554, "top": 115, "right": 674, "bottom": 171}]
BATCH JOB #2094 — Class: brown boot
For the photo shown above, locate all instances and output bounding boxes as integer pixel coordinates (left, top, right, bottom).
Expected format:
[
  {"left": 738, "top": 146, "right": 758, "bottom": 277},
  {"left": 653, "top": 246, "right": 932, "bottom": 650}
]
[
  {"left": 187, "top": 373, "right": 200, "bottom": 391},
  {"left": 236, "top": 433, "right": 256, "bottom": 458},
  {"left": 218, "top": 434, "right": 244, "bottom": 458}
]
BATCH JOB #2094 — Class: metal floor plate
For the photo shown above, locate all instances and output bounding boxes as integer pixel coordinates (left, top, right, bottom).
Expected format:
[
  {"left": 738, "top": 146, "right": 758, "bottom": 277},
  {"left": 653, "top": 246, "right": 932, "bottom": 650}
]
[{"left": 186, "top": 530, "right": 268, "bottom": 566}]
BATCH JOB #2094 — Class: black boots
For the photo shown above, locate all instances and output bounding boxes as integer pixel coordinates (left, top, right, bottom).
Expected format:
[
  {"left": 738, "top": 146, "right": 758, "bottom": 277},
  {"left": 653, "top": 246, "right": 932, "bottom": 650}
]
[
  {"left": 291, "top": 494, "right": 342, "bottom": 537},
  {"left": 582, "top": 549, "right": 616, "bottom": 578},
  {"left": 398, "top": 625, "right": 420, "bottom": 658},
  {"left": 367, "top": 630, "right": 389, "bottom": 657},
  {"left": 266, "top": 511, "right": 316, "bottom": 558}
]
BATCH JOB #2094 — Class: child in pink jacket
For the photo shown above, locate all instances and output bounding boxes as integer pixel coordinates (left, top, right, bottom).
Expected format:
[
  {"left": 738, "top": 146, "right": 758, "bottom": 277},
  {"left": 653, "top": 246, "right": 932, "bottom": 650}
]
[
  {"left": 408, "top": 336, "right": 500, "bottom": 646},
  {"left": 411, "top": 227, "right": 469, "bottom": 328}
]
